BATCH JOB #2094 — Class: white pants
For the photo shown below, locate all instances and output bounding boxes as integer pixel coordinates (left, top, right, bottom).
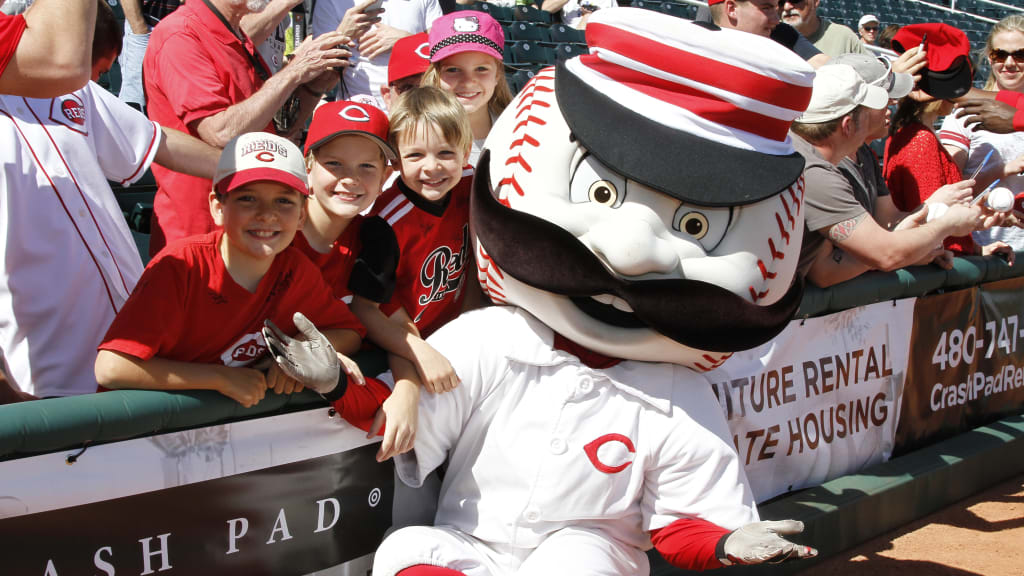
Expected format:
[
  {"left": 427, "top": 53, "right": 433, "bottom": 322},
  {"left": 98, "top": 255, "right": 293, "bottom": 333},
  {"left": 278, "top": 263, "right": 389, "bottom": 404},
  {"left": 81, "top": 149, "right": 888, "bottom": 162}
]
[{"left": 372, "top": 525, "right": 649, "bottom": 576}]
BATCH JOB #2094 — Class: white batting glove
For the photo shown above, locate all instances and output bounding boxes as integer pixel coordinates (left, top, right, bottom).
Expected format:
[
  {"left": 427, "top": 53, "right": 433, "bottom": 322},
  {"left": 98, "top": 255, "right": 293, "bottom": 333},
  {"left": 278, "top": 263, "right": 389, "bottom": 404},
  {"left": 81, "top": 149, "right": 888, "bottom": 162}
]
[
  {"left": 719, "top": 520, "right": 817, "bottom": 566},
  {"left": 262, "top": 312, "right": 341, "bottom": 395}
]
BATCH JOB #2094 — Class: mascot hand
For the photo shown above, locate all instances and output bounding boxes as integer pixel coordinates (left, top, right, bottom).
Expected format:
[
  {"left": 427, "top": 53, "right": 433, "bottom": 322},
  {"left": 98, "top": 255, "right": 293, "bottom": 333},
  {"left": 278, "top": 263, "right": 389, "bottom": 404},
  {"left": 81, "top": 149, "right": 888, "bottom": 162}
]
[
  {"left": 262, "top": 312, "right": 341, "bottom": 394},
  {"left": 719, "top": 520, "right": 817, "bottom": 566}
]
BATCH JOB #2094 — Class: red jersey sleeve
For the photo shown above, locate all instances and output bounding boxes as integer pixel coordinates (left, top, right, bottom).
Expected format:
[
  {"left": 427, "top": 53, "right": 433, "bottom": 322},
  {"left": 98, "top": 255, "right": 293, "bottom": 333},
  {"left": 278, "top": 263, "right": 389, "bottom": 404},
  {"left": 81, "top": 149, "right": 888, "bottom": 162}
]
[
  {"left": 650, "top": 517, "right": 730, "bottom": 571},
  {"left": 0, "top": 14, "right": 27, "bottom": 76},
  {"left": 331, "top": 376, "right": 392, "bottom": 434},
  {"left": 293, "top": 256, "right": 367, "bottom": 338},
  {"left": 99, "top": 253, "right": 189, "bottom": 360}
]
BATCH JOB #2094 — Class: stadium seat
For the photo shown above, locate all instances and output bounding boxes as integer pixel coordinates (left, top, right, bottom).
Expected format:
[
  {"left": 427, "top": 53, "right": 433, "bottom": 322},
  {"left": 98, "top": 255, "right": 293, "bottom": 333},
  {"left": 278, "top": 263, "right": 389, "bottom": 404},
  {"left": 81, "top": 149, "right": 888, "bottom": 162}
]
[
  {"left": 508, "top": 21, "right": 551, "bottom": 42},
  {"left": 509, "top": 40, "right": 555, "bottom": 65},
  {"left": 475, "top": 2, "right": 515, "bottom": 23},
  {"left": 513, "top": 4, "right": 553, "bottom": 23},
  {"left": 553, "top": 43, "right": 588, "bottom": 61},
  {"left": 548, "top": 23, "right": 586, "bottom": 44},
  {"left": 632, "top": 0, "right": 658, "bottom": 10},
  {"left": 659, "top": 1, "right": 694, "bottom": 20},
  {"left": 508, "top": 68, "right": 538, "bottom": 93}
]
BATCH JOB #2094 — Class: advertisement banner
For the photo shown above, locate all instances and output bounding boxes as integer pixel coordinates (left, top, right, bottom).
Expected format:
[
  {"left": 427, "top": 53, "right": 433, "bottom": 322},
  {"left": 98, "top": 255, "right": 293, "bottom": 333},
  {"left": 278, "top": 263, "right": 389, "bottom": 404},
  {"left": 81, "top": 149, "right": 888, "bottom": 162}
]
[
  {"left": 0, "top": 408, "right": 391, "bottom": 576},
  {"left": 896, "top": 277, "right": 1024, "bottom": 454},
  {"left": 706, "top": 300, "right": 913, "bottom": 502}
]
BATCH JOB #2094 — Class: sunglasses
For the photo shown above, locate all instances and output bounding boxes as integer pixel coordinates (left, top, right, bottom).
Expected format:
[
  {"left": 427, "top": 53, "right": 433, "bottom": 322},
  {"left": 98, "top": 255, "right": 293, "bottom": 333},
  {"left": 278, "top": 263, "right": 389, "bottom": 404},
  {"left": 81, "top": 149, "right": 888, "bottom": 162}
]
[
  {"left": 862, "top": 26, "right": 879, "bottom": 32},
  {"left": 990, "top": 48, "right": 1024, "bottom": 63}
]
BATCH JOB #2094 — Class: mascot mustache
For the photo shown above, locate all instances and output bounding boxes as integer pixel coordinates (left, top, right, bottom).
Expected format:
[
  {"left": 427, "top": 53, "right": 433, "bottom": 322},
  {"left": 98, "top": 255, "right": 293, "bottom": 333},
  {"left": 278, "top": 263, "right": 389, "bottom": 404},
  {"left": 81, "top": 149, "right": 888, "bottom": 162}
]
[{"left": 472, "top": 151, "right": 803, "bottom": 353}]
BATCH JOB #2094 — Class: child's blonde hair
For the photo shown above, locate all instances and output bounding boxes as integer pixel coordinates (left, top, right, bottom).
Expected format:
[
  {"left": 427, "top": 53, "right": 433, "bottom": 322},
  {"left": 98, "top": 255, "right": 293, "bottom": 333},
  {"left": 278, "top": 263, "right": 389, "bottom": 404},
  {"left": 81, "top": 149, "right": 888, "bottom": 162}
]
[
  {"left": 388, "top": 86, "right": 474, "bottom": 156},
  {"left": 421, "top": 55, "right": 513, "bottom": 120}
]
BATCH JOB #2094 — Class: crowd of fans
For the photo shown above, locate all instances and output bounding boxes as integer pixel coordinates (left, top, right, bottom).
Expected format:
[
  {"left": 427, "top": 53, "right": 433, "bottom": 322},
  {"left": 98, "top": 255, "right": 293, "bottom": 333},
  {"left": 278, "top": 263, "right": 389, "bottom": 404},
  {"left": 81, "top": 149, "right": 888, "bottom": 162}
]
[{"left": 1, "top": 0, "right": 1024, "bottom": 431}]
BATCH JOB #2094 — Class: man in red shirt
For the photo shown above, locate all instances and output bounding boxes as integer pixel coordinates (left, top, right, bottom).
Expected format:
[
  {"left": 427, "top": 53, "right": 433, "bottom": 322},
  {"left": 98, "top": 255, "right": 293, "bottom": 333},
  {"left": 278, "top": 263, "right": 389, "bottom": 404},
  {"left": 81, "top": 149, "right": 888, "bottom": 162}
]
[
  {"left": 0, "top": 0, "right": 97, "bottom": 97},
  {"left": 143, "top": 0, "right": 351, "bottom": 255}
]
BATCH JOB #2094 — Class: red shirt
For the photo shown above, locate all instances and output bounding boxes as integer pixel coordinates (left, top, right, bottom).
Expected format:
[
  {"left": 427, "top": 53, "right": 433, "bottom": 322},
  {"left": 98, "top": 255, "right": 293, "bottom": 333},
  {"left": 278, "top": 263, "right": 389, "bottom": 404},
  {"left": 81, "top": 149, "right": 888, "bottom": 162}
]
[
  {"left": 370, "top": 169, "right": 473, "bottom": 338},
  {"left": 0, "top": 14, "right": 26, "bottom": 77},
  {"left": 884, "top": 122, "right": 975, "bottom": 254},
  {"left": 293, "top": 216, "right": 366, "bottom": 301},
  {"left": 100, "top": 231, "right": 364, "bottom": 366},
  {"left": 143, "top": 0, "right": 274, "bottom": 256}
]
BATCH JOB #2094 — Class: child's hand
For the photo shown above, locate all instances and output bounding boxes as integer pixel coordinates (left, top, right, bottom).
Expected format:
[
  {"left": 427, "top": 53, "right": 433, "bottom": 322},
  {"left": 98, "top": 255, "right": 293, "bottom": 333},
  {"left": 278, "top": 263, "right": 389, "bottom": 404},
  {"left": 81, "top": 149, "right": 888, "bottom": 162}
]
[
  {"left": 217, "top": 367, "right": 268, "bottom": 408},
  {"left": 411, "top": 340, "right": 460, "bottom": 394},
  {"left": 266, "top": 362, "right": 305, "bottom": 395},
  {"left": 983, "top": 241, "right": 1016, "bottom": 265},
  {"left": 370, "top": 381, "right": 419, "bottom": 462},
  {"left": 338, "top": 353, "right": 366, "bottom": 387},
  {"left": 262, "top": 312, "right": 340, "bottom": 394}
]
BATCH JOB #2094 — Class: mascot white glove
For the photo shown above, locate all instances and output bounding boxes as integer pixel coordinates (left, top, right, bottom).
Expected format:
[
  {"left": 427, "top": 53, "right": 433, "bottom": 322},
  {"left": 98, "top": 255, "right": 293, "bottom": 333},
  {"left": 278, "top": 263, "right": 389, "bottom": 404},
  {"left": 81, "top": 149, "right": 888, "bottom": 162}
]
[
  {"left": 719, "top": 520, "right": 818, "bottom": 565},
  {"left": 262, "top": 312, "right": 342, "bottom": 395}
]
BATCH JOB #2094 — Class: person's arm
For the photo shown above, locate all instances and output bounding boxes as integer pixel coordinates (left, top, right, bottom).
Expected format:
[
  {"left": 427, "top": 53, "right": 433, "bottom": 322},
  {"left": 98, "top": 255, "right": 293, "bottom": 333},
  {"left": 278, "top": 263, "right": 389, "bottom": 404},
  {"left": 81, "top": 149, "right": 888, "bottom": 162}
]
[
  {"left": 542, "top": 0, "right": 571, "bottom": 13},
  {"left": 828, "top": 203, "right": 987, "bottom": 272},
  {"left": 806, "top": 238, "right": 871, "bottom": 288},
  {"left": 120, "top": 0, "right": 150, "bottom": 35},
  {"left": 192, "top": 31, "right": 351, "bottom": 147},
  {"left": 322, "top": 327, "right": 363, "bottom": 357},
  {"left": 955, "top": 98, "right": 1022, "bottom": 134},
  {"left": 0, "top": 0, "right": 96, "bottom": 97},
  {"left": 241, "top": 0, "right": 303, "bottom": 46},
  {"left": 95, "top": 350, "right": 269, "bottom": 407},
  {"left": 153, "top": 127, "right": 220, "bottom": 181},
  {"left": 350, "top": 296, "right": 460, "bottom": 394}
]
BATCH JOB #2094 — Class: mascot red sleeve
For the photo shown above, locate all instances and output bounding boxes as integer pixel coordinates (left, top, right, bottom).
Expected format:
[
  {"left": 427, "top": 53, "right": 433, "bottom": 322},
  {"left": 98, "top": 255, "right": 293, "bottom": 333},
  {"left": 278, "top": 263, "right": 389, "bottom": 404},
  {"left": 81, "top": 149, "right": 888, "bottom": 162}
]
[{"left": 276, "top": 8, "right": 820, "bottom": 575}]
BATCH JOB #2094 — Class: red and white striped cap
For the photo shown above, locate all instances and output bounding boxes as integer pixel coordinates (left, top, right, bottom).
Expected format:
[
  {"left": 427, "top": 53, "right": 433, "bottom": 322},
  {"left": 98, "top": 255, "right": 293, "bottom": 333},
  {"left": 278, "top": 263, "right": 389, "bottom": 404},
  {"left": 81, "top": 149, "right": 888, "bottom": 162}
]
[{"left": 556, "top": 8, "right": 815, "bottom": 206}]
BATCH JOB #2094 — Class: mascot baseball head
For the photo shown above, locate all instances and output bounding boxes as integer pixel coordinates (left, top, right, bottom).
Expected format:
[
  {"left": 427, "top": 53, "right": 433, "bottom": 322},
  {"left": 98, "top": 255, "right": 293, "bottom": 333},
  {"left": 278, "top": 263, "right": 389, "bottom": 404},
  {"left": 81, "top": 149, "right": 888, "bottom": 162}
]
[{"left": 474, "top": 9, "right": 815, "bottom": 370}]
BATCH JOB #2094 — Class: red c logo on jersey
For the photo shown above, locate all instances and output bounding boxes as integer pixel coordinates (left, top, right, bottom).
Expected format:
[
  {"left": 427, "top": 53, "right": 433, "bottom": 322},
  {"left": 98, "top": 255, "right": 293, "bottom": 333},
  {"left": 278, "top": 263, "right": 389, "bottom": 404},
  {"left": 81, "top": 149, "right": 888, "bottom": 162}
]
[
  {"left": 61, "top": 100, "right": 86, "bottom": 125},
  {"left": 584, "top": 434, "right": 636, "bottom": 474},
  {"left": 255, "top": 151, "right": 276, "bottom": 162},
  {"left": 340, "top": 104, "right": 371, "bottom": 123},
  {"left": 415, "top": 42, "right": 430, "bottom": 60}
]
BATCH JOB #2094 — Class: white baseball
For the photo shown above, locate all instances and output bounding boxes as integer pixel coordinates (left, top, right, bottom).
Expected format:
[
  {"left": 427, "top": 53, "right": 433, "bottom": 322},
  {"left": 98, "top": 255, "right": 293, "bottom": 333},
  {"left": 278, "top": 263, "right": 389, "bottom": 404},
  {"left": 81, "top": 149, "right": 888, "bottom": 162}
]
[{"left": 987, "top": 187, "right": 1014, "bottom": 212}]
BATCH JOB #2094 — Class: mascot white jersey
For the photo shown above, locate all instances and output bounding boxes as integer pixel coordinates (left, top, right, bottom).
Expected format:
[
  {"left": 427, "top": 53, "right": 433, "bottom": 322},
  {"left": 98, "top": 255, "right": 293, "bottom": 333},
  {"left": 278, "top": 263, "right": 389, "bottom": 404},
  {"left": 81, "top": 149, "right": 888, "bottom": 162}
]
[{"left": 272, "top": 8, "right": 820, "bottom": 576}]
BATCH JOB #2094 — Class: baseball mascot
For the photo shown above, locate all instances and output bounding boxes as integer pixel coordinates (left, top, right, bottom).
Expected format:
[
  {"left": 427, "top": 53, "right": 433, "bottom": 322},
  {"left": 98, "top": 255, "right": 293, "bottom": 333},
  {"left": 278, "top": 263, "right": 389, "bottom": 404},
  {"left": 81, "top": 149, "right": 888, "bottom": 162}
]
[{"left": 268, "top": 8, "right": 819, "bottom": 575}]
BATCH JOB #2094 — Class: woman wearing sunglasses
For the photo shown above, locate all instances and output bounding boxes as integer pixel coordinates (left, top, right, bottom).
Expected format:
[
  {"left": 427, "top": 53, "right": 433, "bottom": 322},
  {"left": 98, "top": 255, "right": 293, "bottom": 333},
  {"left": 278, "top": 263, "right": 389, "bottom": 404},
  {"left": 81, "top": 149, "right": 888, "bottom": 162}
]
[{"left": 939, "top": 14, "right": 1024, "bottom": 250}]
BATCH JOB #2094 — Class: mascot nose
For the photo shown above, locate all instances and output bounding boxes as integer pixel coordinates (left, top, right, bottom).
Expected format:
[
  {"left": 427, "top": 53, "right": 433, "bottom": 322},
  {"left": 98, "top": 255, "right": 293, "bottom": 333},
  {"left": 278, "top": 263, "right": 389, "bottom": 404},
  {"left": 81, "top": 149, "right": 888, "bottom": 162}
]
[{"left": 583, "top": 219, "right": 680, "bottom": 277}]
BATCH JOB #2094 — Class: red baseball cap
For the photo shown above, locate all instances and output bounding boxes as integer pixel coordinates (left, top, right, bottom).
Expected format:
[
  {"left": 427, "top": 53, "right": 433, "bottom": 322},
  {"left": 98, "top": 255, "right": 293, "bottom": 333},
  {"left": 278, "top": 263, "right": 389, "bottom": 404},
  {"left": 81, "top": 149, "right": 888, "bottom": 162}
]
[
  {"left": 215, "top": 133, "right": 309, "bottom": 196},
  {"left": 708, "top": 0, "right": 725, "bottom": 4},
  {"left": 892, "top": 23, "right": 972, "bottom": 99},
  {"left": 304, "top": 100, "right": 397, "bottom": 162},
  {"left": 389, "top": 32, "right": 431, "bottom": 85}
]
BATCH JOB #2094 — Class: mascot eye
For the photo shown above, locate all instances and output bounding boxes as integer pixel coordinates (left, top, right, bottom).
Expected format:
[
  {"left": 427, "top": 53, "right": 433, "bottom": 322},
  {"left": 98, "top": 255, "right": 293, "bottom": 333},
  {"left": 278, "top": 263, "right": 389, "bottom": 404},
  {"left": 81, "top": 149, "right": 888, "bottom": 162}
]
[
  {"left": 677, "top": 212, "right": 709, "bottom": 239},
  {"left": 570, "top": 154, "right": 626, "bottom": 207},
  {"left": 672, "top": 205, "right": 732, "bottom": 251},
  {"left": 588, "top": 181, "right": 619, "bottom": 206}
]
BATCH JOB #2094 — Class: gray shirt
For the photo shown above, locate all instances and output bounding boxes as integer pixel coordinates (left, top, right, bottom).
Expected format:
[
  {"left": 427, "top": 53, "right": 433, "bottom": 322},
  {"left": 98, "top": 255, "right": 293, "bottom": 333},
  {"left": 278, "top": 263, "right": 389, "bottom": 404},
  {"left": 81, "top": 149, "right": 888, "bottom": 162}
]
[{"left": 792, "top": 133, "right": 868, "bottom": 275}]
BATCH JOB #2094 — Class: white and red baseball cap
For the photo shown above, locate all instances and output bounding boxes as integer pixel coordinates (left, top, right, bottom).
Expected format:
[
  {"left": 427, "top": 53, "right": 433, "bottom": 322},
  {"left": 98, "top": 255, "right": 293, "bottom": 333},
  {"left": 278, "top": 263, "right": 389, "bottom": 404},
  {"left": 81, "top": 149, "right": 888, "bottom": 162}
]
[
  {"left": 556, "top": 8, "right": 815, "bottom": 206},
  {"left": 304, "top": 100, "right": 397, "bottom": 162},
  {"left": 797, "top": 64, "right": 889, "bottom": 124},
  {"left": 214, "top": 132, "right": 309, "bottom": 196},
  {"left": 389, "top": 32, "right": 431, "bottom": 85},
  {"left": 429, "top": 11, "right": 504, "bottom": 63}
]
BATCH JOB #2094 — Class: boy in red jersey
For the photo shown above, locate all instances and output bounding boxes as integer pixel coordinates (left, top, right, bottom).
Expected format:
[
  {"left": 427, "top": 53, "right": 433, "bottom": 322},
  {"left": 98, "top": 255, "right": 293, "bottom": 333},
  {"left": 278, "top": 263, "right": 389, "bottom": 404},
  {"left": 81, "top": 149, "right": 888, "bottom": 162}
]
[
  {"left": 95, "top": 133, "right": 377, "bottom": 409},
  {"left": 352, "top": 86, "right": 479, "bottom": 460}
]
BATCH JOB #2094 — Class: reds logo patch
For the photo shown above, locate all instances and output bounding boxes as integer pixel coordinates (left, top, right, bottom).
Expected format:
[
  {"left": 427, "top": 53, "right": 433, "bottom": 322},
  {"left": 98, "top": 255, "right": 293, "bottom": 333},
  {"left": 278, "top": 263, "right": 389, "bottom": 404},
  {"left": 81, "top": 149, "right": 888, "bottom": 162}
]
[
  {"left": 583, "top": 434, "right": 636, "bottom": 474},
  {"left": 416, "top": 224, "right": 470, "bottom": 319},
  {"left": 340, "top": 104, "right": 371, "bottom": 122},
  {"left": 220, "top": 332, "right": 268, "bottom": 367},
  {"left": 49, "top": 94, "right": 88, "bottom": 136},
  {"left": 415, "top": 42, "right": 430, "bottom": 60}
]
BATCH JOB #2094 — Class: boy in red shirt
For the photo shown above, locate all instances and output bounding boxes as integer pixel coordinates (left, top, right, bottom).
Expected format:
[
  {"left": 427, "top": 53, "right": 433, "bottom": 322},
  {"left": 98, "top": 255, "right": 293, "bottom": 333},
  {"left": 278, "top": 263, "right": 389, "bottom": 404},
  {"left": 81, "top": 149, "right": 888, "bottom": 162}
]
[
  {"left": 350, "top": 87, "right": 479, "bottom": 459},
  {"left": 95, "top": 133, "right": 379, "bottom": 412}
]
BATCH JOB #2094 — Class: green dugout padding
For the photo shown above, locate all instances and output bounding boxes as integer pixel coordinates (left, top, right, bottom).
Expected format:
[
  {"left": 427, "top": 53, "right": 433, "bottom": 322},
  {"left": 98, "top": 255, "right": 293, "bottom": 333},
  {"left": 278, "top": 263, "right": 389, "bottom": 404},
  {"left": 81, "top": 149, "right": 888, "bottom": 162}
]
[{"left": 1, "top": 255, "right": 1023, "bottom": 459}]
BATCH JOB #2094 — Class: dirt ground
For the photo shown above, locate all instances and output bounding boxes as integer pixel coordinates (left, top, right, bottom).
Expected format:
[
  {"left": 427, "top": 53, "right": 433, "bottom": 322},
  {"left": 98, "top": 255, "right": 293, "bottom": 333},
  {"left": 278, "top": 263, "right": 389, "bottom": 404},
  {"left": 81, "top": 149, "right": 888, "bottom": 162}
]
[{"left": 799, "top": 474, "right": 1024, "bottom": 576}]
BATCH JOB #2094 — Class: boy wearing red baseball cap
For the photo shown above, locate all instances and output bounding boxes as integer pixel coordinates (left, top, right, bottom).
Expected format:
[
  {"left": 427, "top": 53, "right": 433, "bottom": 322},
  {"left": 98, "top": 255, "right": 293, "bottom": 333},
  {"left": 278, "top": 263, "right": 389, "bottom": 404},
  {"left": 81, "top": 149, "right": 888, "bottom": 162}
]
[
  {"left": 381, "top": 32, "right": 431, "bottom": 111},
  {"left": 95, "top": 133, "right": 369, "bottom": 408}
]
